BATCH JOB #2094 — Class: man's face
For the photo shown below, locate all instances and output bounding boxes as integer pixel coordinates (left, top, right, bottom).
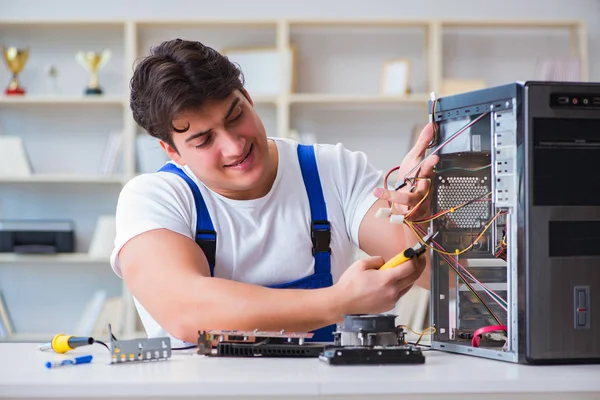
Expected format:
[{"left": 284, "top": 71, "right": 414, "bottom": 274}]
[{"left": 161, "top": 90, "right": 274, "bottom": 200}]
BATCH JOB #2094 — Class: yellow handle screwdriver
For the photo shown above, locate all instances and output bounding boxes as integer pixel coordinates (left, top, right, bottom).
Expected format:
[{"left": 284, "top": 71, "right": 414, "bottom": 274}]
[
  {"left": 379, "top": 231, "right": 437, "bottom": 270},
  {"left": 380, "top": 247, "right": 421, "bottom": 270},
  {"left": 38, "top": 334, "right": 95, "bottom": 353}
]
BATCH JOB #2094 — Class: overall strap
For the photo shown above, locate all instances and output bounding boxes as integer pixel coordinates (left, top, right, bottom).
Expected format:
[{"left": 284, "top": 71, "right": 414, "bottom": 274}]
[
  {"left": 296, "top": 144, "right": 331, "bottom": 276},
  {"left": 158, "top": 163, "right": 217, "bottom": 276}
]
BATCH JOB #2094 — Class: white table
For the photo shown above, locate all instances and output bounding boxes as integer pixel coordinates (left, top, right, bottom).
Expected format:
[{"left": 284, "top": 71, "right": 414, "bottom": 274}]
[{"left": 1, "top": 343, "right": 599, "bottom": 399}]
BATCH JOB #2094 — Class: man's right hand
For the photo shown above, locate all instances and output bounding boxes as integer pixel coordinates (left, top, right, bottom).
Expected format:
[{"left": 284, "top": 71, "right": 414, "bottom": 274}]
[{"left": 333, "top": 255, "right": 425, "bottom": 315}]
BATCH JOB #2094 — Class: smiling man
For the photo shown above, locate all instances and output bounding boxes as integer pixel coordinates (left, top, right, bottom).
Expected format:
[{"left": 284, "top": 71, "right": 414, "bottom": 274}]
[{"left": 111, "top": 38, "right": 437, "bottom": 345}]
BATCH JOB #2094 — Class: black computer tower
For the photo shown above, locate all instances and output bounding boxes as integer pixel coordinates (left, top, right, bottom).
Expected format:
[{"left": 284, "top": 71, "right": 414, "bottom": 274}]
[{"left": 429, "top": 81, "right": 600, "bottom": 364}]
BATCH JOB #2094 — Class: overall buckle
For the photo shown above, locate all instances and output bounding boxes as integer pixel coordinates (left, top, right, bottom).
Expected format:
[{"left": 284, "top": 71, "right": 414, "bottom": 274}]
[{"left": 311, "top": 220, "right": 331, "bottom": 255}]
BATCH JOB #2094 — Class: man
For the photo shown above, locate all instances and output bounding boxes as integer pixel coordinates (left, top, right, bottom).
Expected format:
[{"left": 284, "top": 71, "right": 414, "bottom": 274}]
[{"left": 110, "top": 38, "right": 438, "bottom": 344}]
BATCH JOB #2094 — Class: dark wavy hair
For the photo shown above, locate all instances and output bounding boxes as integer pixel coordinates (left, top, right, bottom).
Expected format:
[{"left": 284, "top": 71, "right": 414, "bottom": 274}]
[{"left": 129, "top": 38, "right": 244, "bottom": 149}]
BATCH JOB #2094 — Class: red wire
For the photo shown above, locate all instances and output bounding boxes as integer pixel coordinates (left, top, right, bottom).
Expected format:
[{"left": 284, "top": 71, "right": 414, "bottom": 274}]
[
  {"left": 383, "top": 165, "right": 400, "bottom": 189},
  {"left": 471, "top": 325, "right": 507, "bottom": 347},
  {"left": 398, "top": 112, "right": 490, "bottom": 190},
  {"left": 412, "top": 224, "right": 506, "bottom": 321},
  {"left": 383, "top": 165, "right": 400, "bottom": 208},
  {"left": 382, "top": 165, "right": 431, "bottom": 217},
  {"left": 413, "top": 224, "right": 505, "bottom": 305}
]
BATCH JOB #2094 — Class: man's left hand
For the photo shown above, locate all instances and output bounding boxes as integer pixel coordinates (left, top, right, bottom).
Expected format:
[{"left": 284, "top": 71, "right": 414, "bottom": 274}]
[{"left": 373, "top": 123, "right": 439, "bottom": 222}]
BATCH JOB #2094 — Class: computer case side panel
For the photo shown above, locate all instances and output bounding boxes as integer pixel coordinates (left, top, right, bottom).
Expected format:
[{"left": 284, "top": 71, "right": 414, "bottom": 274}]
[
  {"left": 523, "top": 82, "right": 600, "bottom": 363},
  {"left": 516, "top": 82, "right": 530, "bottom": 365}
]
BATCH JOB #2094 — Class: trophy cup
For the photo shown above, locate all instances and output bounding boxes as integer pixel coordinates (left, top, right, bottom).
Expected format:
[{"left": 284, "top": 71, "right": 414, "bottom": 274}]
[
  {"left": 76, "top": 49, "right": 111, "bottom": 95},
  {"left": 2, "top": 45, "right": 29, "bottom": 95}
]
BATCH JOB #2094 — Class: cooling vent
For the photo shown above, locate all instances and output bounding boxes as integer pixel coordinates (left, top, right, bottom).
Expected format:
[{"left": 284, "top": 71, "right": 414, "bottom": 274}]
[{"left": 437, "top": 176, "right": 490, "bottom": 229}]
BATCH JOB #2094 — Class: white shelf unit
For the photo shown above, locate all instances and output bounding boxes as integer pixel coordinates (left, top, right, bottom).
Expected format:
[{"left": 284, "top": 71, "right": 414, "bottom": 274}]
[
  {"left": 0, "top": 95, "right": 126, "bottom": 104},
  {"left": 0, "top": 18, "right": 588, "bottom": 343}
]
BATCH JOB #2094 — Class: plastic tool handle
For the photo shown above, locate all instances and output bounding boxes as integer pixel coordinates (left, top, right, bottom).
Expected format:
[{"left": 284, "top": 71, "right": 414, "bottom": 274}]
[
  {"left": 379, "top": 248, "right": 416, "bottom": 270},
  {"left": 51, "top": 334, "right": 94, "bottom": 354}
]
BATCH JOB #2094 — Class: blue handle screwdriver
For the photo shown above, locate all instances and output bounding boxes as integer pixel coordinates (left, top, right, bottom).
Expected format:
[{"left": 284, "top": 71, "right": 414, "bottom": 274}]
[{"left": 45, "top": 355, "right": 93, "bottom": 369}]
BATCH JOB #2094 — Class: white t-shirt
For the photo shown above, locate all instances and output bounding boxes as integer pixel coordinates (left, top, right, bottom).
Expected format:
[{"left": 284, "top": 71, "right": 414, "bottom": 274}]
[{"left": 110, "top": 137, "right": 382, "bottom": 340}]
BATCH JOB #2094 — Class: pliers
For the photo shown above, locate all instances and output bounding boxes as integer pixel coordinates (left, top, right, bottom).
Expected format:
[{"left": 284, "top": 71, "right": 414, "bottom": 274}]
[{"left": 380, "top": 231, "right": 438, "bottom": 270}]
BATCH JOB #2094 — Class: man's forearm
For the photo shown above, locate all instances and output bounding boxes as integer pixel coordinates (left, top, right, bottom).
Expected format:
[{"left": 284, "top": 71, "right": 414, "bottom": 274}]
[{"left": 173, "top": 276, "right": 343, "bottom": 343}]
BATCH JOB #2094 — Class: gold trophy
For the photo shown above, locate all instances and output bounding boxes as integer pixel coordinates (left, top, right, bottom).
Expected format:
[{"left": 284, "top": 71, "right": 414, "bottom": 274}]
[
  {"left": 2, "top": 45, "right": 29, "bottom": 95},
  {"left": 76, "top": 49, "right": 111, "bottom": 95}
]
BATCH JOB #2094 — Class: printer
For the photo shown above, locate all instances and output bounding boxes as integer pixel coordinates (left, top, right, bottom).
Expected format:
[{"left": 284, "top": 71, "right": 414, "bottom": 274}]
[{"left": 0, "top": 220, "right": 75, "bottom": 253}]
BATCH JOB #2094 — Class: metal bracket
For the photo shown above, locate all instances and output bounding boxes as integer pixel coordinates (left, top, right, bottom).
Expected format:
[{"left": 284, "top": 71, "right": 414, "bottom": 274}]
[{"left": 108, "top": 324, "right": 172, "bottom": 364}]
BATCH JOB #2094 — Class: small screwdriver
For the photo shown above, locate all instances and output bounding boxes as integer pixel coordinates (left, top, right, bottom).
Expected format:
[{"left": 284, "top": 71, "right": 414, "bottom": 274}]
[
  {"left": 39, "top": 334, "right": 95, "bottom": 354},
  {"left": 380, "top": 247, "right": 422, "bottom": 271},
  {"left": 379, "top": 231, "right": 438, "bottom": 271}
]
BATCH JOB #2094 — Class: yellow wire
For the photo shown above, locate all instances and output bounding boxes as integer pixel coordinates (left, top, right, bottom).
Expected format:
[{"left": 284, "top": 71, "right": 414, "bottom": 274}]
[
  {"left": 393, "top": 160, "right": 501, "bottom": 257},
  {"left": 405, "top": 211, "right": 503, "bottom": 257},
  {"left": 398, "top": 325, "right": 436, "bottom": 346},
  {"left": 410, "top": 191, "right": 492, "bottom": 224},
  {"left": 390, "top": 177, "right": 430, "bottom": 216},
  {"left": 404, "top": 178, "right": 431, "bottom": 219},
  {"left": 430, "top": 97, "right": 439, "bottom": 148},
  {"left": 399, "top": 175, "right": 492, "bottom": 225}
]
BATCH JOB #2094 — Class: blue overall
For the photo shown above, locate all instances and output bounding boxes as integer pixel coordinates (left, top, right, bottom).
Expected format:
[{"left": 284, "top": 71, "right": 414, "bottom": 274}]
[{"left": 158, "top": 144, "right": 336, "bottom": 342}]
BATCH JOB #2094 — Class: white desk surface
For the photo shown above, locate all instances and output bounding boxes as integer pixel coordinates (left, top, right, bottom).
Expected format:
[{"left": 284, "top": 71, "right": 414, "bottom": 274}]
[{"left": 1, "top": 343, "right": 600, "bottom": 400}]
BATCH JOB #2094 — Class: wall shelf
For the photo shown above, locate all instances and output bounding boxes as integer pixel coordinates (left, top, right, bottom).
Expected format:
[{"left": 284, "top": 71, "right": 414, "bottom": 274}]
[
  {"left": 0, "top": 253, "right": 109, "bottom": 264},
  {"left": 289, "top": 93, "right": 430, "bottom": 104},
  {"left": 0, "top": 174, "right": 125, "bottom": 184},
  {"left": 0, "top": 96, "right": 126, "bottom": 106},
  {"left": 247, "top": 95, "right": 279, "bottom": 104},
  {"left": 440, "top": 19, "right": 582, "bottom": 28}
]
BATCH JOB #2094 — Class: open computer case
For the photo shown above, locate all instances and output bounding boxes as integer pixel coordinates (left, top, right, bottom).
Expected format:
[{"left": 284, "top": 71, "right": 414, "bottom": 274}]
[{"left": 428, "top": 81, "right": 600, "bottom": 364}]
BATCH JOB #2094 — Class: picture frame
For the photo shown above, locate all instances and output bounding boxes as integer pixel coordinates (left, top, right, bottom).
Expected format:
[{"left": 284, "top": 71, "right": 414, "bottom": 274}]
[
  {"left": 380, "top": 58, "right": 411, "bottom": 95},
  {"left": 222, "top": 46, "right": 296, "bottom": 95}
]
